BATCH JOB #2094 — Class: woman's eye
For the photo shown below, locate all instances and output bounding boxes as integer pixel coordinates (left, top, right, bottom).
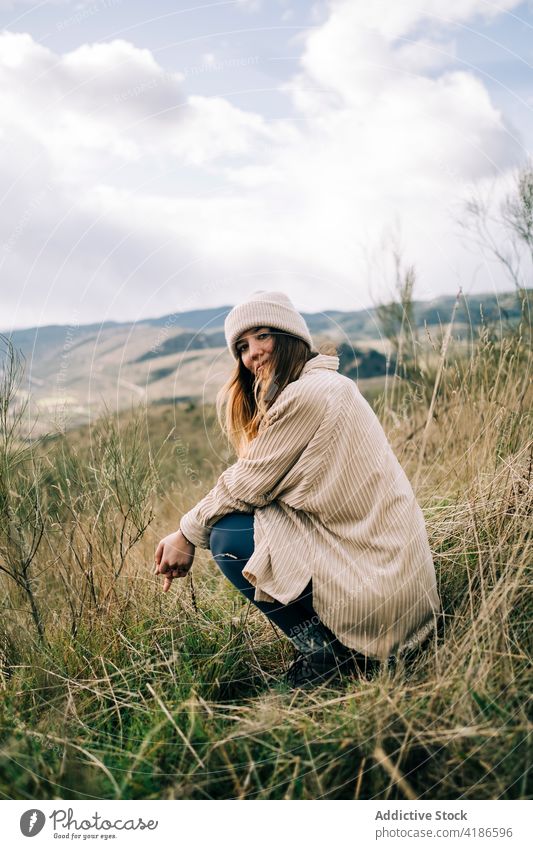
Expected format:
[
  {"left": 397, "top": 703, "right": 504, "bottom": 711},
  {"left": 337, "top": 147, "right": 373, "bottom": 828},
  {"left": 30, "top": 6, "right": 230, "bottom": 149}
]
[{"left": 237, "top": 332, "right": 269, "bottom": 353}]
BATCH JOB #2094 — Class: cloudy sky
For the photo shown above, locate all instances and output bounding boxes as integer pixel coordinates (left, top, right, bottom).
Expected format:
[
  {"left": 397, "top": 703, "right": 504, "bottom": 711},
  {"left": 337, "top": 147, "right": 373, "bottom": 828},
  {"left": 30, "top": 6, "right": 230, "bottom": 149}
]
[{"left": 1, "top": 0, "right": 532, "bottom": 330}]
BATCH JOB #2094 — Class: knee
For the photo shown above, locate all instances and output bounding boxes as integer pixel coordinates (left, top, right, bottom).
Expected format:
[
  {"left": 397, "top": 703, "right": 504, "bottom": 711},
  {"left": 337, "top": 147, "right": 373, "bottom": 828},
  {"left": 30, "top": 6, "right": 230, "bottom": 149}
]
[
  {"left": 209, "top": 513, "right": 254, "bottom": 559},
  {"left": 209, "top": 523, "right": 241, "bottom": 560}
]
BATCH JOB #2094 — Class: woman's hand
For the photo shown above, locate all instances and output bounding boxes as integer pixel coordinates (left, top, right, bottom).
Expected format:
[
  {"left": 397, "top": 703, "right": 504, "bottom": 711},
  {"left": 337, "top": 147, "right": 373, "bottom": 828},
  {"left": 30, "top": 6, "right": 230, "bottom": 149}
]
[{"left": 154, "top": 529, "right": 195, "bottom": 593}]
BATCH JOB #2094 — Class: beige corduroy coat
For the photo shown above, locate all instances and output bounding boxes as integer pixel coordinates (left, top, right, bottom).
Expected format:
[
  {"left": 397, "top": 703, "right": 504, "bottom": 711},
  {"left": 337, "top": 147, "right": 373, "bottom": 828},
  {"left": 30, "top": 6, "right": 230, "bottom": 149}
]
[{"left": 180, "top": 353, "right": 441, "bottom": 660}]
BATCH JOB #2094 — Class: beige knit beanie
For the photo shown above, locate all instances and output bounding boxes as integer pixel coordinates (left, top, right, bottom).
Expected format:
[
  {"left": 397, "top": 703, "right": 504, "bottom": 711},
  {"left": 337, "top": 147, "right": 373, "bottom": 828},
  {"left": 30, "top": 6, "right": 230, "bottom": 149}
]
[{"left": 224, "top": 290, "right": 315, "bottom": 360}]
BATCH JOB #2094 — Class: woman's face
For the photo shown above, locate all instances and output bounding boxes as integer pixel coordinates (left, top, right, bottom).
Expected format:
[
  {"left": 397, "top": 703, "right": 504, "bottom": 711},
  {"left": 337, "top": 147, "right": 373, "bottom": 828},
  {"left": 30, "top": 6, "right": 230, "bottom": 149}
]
[{"left": 236, "top": 326, "right": 275, "bottom": 376}]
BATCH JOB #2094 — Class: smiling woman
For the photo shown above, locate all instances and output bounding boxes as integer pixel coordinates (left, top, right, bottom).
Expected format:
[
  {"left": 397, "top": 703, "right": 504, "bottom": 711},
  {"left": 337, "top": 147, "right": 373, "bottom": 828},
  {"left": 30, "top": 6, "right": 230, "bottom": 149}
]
[
  {"left": 218, "top": 296, "right": 318, "bottom": 455},
  {"left": 154, "top": 290, "right": 441, "bottom": 690}
]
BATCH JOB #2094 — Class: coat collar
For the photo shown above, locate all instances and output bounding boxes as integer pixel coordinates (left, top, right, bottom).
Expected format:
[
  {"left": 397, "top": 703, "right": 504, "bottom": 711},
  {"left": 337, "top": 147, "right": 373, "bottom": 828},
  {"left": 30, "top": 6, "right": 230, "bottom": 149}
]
[{"left": 301, "top": 353, "right": 340, "bottom": 376}]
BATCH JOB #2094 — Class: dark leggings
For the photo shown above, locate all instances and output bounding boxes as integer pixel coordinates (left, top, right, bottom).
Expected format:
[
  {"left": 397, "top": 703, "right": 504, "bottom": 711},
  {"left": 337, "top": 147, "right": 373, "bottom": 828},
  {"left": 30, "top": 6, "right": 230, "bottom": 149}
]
[{"left": 209, "top": 511, "right": 343, "bottom": 648}]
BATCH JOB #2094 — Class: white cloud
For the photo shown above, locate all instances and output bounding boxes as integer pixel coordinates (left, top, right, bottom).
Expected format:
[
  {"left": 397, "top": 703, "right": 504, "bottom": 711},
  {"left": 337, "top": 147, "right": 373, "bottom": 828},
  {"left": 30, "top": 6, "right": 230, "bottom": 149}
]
[
  {"left": 0, "top": 32, "right": 285, "bottom": 175},
  {"left": 287, "top": 0, "right": 522, "bottom": 109},
  {"left": 0, "top": 0, "right": 528, "bottom": 330},
  {"left": 223, "top": 0, "right": 526, "bottom": 299}
]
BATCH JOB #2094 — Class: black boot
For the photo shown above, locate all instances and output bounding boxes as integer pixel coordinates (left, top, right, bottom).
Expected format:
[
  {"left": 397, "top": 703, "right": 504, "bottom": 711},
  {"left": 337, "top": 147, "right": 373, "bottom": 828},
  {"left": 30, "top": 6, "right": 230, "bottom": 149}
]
[{"left": 284, "top": 621, "right": 356, "bottom": 689}]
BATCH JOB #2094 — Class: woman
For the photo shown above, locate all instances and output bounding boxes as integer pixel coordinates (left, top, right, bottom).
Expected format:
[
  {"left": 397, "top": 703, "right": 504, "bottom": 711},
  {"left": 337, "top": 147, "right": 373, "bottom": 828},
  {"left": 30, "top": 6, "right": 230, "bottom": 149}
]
[{"left": 154, "top": 290, "right": 441, "bottom": 689}]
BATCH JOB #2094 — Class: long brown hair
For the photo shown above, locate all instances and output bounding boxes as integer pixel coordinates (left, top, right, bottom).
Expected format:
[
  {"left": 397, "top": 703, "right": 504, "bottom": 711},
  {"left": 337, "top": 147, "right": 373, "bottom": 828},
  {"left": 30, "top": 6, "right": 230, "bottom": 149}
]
[{"left": 216, "top": 328, "right": 323, "bottom": 458}]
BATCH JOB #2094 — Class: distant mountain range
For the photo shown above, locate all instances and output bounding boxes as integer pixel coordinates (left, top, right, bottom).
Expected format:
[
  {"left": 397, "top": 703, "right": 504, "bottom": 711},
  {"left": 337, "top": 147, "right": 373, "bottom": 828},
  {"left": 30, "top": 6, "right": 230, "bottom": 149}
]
[{"left": 2, "top": 288, "right": 528, "bottom": 436}]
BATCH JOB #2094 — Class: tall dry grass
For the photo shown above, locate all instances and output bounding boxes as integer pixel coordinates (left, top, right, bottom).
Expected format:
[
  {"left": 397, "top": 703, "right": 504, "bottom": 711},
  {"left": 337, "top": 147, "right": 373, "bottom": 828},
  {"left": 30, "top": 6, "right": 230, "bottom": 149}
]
[{"left": 0, "top": 292, "right": 531, "bottom": 799}]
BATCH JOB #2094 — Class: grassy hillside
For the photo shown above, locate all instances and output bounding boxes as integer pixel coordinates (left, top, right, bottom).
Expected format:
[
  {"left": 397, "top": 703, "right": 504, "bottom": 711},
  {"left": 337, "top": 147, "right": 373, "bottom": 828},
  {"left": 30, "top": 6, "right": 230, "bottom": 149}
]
[{"left": 0, "top": 307, "right": 531, "bottom": 800}]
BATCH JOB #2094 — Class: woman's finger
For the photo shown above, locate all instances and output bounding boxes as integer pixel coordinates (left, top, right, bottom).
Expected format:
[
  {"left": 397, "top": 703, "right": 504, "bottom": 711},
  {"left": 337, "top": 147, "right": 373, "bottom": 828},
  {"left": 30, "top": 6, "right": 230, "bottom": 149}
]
[
  {"left": 154, "top": 549, "right": 166, "bottom": 574},
  {"left": 155, "top": 558, "right": 172, "bottom": 575}
]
